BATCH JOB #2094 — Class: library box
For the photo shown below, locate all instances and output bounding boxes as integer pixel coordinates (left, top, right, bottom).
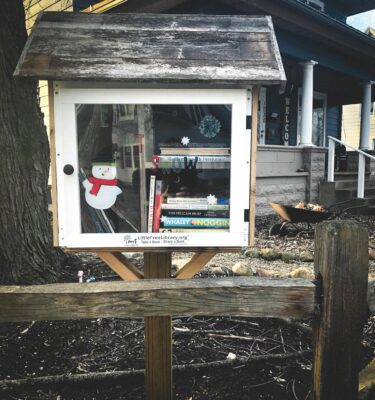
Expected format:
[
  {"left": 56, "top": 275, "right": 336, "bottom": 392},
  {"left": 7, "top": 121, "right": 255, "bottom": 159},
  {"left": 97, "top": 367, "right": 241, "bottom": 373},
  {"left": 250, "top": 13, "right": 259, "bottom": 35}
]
[{"left": 14, "top": 12, "right": 285, "bottom": 250}]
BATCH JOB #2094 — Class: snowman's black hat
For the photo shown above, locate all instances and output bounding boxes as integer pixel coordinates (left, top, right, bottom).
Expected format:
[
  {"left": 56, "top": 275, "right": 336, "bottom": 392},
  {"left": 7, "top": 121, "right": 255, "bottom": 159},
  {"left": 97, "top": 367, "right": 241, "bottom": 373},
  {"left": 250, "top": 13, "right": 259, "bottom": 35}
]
[{"left": 92, "top": 146, "right": 116, "bottom": 166}]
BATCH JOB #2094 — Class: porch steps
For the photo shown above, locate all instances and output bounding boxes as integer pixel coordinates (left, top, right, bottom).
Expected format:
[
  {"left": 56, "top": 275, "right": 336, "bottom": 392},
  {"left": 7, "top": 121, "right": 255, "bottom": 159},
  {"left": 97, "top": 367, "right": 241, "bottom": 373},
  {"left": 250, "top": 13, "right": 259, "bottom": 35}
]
[
  {"left": 335, "top": 187, "right": 375, "bottom": 199},
  {"left": 334, "top": 172, "right": 371, "bottom": 181},
  {"left": 320, "top": 177, "right": 375, "bottom": 215},
  {"left": 334, "top": 179, "right": 375, "bottom": 189},
  {"left": 358, "top": 195, "right": 375, "bottom": 215}
]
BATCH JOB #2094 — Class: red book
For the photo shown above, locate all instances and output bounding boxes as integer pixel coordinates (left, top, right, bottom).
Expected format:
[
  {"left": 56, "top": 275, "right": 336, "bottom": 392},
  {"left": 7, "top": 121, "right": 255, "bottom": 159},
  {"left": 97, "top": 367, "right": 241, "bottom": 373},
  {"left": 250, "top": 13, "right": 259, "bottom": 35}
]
[
  {"left": 147, "top": 176, "right": 156, "bottom": 233},
  {"left": 152, "top": 180, "right": 163, "bottom": 232}
]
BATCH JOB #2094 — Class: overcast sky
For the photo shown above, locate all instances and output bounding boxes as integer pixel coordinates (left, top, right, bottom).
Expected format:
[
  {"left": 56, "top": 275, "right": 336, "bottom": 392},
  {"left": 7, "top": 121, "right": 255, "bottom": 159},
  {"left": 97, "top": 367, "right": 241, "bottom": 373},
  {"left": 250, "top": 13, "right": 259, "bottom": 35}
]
[{"left": 347, "top": 9, "right": 375, "bottom": 31}]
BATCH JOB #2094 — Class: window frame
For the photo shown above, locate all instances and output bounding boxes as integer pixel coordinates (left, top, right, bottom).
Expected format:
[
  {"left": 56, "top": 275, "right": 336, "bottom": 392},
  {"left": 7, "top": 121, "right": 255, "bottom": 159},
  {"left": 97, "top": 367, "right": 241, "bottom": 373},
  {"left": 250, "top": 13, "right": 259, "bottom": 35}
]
[
  {"left": 54, "top": 86, "right": 251, "bottom": 250},
  {"left": 297, "top": 89, "right": 328, "bottom": 146}
]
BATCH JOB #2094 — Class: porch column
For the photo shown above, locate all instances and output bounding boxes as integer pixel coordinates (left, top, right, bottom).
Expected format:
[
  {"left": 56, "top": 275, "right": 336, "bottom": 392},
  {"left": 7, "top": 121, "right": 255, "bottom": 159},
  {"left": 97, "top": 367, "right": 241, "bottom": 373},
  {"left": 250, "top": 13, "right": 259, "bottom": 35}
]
[
  {"left": 359, "top": 81, "right": 373, "bottom": 150},
  {"left": 299, "top": 60, "right": 318, "bottom": 146}
]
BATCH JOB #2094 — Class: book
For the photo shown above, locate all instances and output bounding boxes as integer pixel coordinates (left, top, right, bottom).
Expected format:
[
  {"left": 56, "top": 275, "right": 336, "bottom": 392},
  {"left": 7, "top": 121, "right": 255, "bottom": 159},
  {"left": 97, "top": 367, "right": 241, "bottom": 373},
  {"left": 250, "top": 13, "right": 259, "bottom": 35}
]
[
  {"left": 147, "top": 176, "right": 156, "bottom": 233},
  {"left": 158, "top": 155, "right": 230, "bottom": 163},
  {"left": 152, "top": 180, "right": 163, "bottom": 233},
  {"left": 163, "top": 209, "right": 229, "bottom": 218},
  {"left": 157, "top": 155, "right": 230, "bottom": 170},
  {"left": 161, "top": 216, "right": 229, "bottom": 229},
  {"left": 161, "top": 204, "right": 229, "bottom": 210},
  {"left": 159, "top": 142, "right": 228, "bottom": 149},
  {"left": 159, "top": 228, "right": 229, "bottom": 233},
  {"left": 167, "top": 197, "right": 208, "bottom": 204},
  {"left": 160, "top": 147, "right": 230, "bottom": 155}
]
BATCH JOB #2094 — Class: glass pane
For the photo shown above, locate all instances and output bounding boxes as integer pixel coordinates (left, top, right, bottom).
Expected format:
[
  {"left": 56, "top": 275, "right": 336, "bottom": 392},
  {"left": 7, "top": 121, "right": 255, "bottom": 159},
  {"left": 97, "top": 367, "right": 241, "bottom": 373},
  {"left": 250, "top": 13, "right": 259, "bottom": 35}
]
[
  {"left": 76, "top": 104, "right": 232, "bottom": 234},
  {"left": 312, "top": 99, "right": 325, "bottom": 147}
]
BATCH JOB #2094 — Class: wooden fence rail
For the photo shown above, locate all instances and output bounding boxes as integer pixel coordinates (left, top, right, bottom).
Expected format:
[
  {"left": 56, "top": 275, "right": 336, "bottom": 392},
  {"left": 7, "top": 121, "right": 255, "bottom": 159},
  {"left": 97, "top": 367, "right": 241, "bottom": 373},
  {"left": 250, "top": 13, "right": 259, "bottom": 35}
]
[
  {"left": 0, "top": 277, "right": 316, "bottom": 322},
  {"left": 0, "top": 221, "right": 374, "bottom": 400},
  {"left": 0, "top": 277, "right": 373, "bottom": 324}
]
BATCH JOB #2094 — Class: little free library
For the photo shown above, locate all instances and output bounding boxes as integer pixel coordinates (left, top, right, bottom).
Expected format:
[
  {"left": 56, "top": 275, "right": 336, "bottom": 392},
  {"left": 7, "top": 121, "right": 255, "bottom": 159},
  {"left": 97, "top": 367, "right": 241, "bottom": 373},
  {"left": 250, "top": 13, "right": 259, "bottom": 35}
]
[
  {"left": 15, "top": 12, "right": 286, "bottom": 251},
  {"left": 10, "top": 12, "right": 374, "bottom": 400}
]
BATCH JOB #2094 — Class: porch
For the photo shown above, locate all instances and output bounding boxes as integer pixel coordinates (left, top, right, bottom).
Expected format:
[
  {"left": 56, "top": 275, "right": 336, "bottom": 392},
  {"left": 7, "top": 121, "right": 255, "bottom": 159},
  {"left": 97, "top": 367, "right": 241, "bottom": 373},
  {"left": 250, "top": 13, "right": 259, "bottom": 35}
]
[
  {"left": 255, "top": 54, "right": 375, "bottom": 215},
  {"left": 256, "top": 145, "right": 326, "bottom": 215}
]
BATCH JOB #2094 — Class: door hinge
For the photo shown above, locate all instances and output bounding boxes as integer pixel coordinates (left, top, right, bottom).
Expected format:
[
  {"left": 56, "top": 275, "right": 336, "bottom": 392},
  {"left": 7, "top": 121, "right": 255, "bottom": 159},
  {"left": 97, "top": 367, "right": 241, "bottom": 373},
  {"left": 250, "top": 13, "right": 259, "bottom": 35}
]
[
  {"left": 246, "top": 116, "right": 252, "bottom": 130},
  {"left": 244, "top": 209, "right": 250, "bottom": 222}
]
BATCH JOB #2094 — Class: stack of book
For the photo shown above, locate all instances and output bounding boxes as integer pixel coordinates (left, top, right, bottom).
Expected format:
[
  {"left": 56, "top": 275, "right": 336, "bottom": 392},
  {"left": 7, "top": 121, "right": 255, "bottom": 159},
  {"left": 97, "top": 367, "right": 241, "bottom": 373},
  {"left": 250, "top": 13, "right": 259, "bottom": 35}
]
[
  {"left": 148, "top": 143, "right": 231, "bottom": 233},
  {"left": 157, "top": 143, "right": 230, "bottom": 170},
  {"left": 159, "top": 197, "right": 229, "bottom": 233}
]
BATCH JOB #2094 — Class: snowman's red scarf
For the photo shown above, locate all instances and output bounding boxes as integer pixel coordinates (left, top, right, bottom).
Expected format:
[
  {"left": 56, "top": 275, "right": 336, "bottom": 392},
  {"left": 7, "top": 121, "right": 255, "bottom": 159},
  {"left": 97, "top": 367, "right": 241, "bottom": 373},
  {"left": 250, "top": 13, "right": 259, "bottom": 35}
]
[{"left": 88, "top": 177, "right": 118, "bottom": 196}]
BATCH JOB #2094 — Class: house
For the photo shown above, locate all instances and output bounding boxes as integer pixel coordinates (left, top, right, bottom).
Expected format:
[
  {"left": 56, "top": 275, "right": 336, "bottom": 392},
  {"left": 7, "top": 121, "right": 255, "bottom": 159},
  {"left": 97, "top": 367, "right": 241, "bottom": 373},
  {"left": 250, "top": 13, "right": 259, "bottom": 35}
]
[
  {"left": 342, "top": 103, "right": 375, "bottom": 150},
  {"left": 23, "top": 0, "right": 117, "bottom": 131},
  {"left": 23, "top": 0, "right": 73, "bottom": 130},
  {"left": 366, "top": 26, "right": 375, "bottom": 38},
  {"left": 342, "top": 27, "right": 375, "bottom": 151},
  {"left": 29, "top": 0, "right": 375, "bottom": 214}
]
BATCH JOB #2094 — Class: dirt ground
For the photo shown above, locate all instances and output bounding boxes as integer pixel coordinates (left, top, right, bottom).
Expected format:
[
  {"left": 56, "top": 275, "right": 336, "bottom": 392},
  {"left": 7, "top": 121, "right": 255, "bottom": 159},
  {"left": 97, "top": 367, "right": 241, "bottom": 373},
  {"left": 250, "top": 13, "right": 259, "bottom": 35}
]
[{"left": 0, "top": 214, "right": 374, "bottom": 400}]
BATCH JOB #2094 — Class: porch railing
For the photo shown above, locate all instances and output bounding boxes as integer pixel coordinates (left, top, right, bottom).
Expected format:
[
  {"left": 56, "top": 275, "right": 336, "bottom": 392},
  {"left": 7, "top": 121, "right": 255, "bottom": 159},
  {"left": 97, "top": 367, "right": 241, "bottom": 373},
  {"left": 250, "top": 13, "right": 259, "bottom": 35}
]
[{"left": 327, "top": 136, "right": 375, "bottom": 198}]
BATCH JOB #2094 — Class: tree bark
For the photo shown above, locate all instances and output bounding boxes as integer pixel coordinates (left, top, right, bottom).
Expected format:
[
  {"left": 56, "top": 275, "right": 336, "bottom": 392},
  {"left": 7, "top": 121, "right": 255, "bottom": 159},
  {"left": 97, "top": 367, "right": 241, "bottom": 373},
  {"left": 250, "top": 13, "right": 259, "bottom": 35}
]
[{"left": 0, "top": 0, "right": 60, "bottom": 284}]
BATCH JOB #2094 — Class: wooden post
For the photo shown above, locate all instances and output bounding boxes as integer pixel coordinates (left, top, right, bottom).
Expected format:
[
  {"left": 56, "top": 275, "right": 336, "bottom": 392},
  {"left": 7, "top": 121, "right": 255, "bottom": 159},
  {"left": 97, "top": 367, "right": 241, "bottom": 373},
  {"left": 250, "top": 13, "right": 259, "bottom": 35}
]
[
  {"left": 144, "top": 252, "right": 172, "bottom": 400},
  {"left": 48, "top": 81, "right": 59, "bottom": 246},
  {"left": 313, "top": 221, "right": 369, "bottom": 400}
]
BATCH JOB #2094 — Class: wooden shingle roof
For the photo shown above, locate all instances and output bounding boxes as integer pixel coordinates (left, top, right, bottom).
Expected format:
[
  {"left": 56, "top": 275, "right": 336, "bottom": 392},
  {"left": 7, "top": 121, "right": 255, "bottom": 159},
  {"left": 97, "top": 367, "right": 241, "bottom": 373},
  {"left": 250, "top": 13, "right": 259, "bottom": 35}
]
[{"left": 15, "top": 12, "right": 286, "bottom": 87}]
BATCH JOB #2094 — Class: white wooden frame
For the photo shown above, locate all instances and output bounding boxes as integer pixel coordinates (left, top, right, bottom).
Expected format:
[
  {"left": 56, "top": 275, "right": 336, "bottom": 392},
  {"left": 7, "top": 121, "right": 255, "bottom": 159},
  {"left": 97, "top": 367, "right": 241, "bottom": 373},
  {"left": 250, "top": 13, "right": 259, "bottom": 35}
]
[{"left": 54, "top": 85, "right": 251, "bottom": 250}]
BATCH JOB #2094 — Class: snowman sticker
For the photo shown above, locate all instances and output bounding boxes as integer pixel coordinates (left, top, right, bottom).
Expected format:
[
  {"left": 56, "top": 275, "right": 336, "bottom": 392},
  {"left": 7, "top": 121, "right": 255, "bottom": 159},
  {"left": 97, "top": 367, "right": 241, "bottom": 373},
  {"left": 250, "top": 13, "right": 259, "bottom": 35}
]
[{"left": 82, "top": 162, "right": 122, "bottom": 210}]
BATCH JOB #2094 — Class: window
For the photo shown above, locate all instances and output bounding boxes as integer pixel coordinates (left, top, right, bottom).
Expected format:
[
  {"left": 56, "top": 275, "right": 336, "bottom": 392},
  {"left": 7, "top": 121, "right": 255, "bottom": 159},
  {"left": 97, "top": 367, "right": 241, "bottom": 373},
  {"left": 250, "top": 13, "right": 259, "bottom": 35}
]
[{"left": 297, "top": 90, "right": 327, "bottom": 146}]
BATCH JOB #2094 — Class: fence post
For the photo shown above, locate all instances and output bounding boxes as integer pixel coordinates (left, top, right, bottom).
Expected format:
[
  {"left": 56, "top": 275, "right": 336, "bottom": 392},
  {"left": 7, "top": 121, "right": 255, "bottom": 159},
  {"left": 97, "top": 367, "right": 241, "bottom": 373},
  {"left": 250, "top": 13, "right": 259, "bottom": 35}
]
[
  {"left": 144, "top": 252, "right": 173, "bottom": 400},
  {"left": 313, "top": 221, "right": 369, "bottom": 400}
]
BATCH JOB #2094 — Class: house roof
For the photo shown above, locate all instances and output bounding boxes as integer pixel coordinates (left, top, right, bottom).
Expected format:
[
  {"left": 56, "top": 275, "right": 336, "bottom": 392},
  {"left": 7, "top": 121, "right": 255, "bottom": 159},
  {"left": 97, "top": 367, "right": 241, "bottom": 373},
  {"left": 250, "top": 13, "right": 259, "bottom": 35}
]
[
  {"left": 106, "top": 1, "right": 375, "bottom": 73},
  {"left": 334, "top": 0, "right": 375, "bottom": 15},
  {"left": 14, "top": 12, "right": 286, "bottom": 87}
]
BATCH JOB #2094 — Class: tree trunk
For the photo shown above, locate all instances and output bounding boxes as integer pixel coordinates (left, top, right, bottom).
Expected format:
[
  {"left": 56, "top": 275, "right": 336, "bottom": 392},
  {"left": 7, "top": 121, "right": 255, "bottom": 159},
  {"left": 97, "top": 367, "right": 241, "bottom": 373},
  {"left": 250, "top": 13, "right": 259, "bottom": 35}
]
[{"left": 0, "top": 0, "right": 60, "bottom": 284}]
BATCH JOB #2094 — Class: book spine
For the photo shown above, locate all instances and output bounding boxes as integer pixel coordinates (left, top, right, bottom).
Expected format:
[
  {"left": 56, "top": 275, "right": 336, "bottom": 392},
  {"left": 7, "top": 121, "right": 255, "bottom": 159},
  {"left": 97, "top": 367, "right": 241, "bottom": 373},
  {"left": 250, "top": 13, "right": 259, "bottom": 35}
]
[
  {"left": 152, "top": 180, "right": 163, "bottom": 233},
  {"left": 159, "top": 228, "right": 229, "bottom": 233},
  {"left": 158, "top": 155, "right": 230, "bottom": 162},
  {"left": 167, "top": 197, "right": 208, "bottom": 204},
  {"left": 160, "top": 149, "right": 230, "bottom": 155},
  {"left": 159, "top": 143, "right": 227, "bottom": 148},
  {"left": 161, "top": 204, "right": 229, "bottom": 210},
  {"left": 147, "top": 176, "right": 156, "bottom": 233},
  {"left": 162, "top": 217, "right": 229, "bottom": 229},
  {"left": 163, "top": 210, "right": 229, "bottom": 218},
  {"left": 158, "top": 160, "right": 230, "bottom": 170}
]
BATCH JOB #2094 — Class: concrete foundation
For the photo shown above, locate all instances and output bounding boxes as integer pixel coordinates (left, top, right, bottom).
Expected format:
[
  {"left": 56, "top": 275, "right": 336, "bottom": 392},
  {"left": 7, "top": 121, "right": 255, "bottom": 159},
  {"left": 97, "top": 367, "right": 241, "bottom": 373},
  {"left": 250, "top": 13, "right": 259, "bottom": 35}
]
[{"left": 256, "top": 145, "right": 327, "bottom": 215}]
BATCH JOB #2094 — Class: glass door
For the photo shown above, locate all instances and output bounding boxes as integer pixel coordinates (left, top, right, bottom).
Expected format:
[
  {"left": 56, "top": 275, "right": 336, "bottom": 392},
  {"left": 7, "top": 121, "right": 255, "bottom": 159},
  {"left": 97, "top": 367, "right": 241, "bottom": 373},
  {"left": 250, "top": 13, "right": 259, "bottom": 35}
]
[
  {"left": 297, "top": 90, "right": 327, "bottom": 146},
  {"left": 76, "top": 103, "right": 232, "bottom": 235}
]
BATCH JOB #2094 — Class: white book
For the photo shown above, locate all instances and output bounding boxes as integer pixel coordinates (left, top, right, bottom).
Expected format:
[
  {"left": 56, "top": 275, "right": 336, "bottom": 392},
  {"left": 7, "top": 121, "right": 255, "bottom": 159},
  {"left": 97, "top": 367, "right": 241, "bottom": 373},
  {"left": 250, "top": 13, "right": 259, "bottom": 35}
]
[
  {"left": 167, "top": 197, "right": 208, "bottom": 204},
  {"left": 161, "top": 204, "right": 229, "bottom": 210},
  {"left": 158, "top": 155, "right": 230, "bottom": 162},
  {"left": 162, "top": 204, "right": 208, "bottom": 210}
]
